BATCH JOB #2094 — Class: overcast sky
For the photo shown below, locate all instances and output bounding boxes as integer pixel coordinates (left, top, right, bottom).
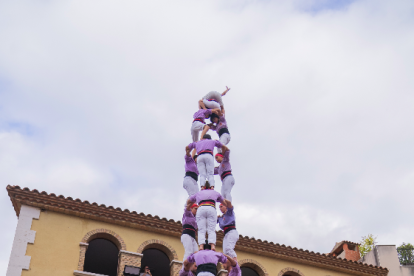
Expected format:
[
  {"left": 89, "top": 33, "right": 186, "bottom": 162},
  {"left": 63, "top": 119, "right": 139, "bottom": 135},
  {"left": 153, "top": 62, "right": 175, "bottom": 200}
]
[{"left": 1, "top": 0, "right": 414, "bottom": 273}]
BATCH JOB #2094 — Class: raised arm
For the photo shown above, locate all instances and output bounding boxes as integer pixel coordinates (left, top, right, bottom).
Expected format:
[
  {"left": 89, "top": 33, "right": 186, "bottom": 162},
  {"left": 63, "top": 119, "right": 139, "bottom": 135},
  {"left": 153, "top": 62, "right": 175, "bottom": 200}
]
[
  {"left": 199, "top": 99, "right": 207, "bottom": 110},
  {"left": 186, "top": 197, "right": 196, "bottom": 210},
  {"left": 221, "top": 145, "right": 228, "bottom": 155},
  {"left": 186, "top": 147, "right": 191, "bottom": 157},
  {"left": 224, "top": 254, "right": 237, "bottom": 267},
  {"left": 211, "top": 108, "right": 222, "bottom": 116},
  {"left": 183, "top": 259, "right": 194, "bottom": 271},
  {"left": 221, "top": 86, "right": 230, "bottom": 96}
]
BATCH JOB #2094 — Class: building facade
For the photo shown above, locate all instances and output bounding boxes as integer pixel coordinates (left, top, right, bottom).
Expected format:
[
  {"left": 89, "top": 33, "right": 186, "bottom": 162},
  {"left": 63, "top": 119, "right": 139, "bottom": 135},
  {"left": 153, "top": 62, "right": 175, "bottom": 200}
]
[
  {"left": 360, "top": 245, "right": 414, "bottom": 276},
  {"left": 6, "top": 185, "right": 389, "bottom": 276}
]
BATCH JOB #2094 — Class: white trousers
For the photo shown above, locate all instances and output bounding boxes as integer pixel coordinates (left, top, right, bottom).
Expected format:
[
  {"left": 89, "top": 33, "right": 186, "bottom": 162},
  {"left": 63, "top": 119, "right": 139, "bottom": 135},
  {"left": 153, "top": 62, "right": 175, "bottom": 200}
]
[
  {"left": 183, "top": 176, "right": 199, "bottom": 207},
  {"left": 181, "top": 234, "right": 199, "bottom": 261},
  {"left": 203, "top": 99, "right": 221, "bottom": 110},
  {"left": 191, "top": 121, "right": 205, "bottom": 142},
  {"left": 221, "top": 175, "right": 235, "bottom": 202},
  {"left": 197, "top": 154, "right": 215, "bottom": 187},
  {"left": 217, "top": 133, "right": 231, "bottom": 153},
  {"left": 223, "top": 229, "right": 239, "bottom": 258},
  {"left": 196, "top": 206, "right": 217, "bottom": 245},
  {"left": 198, "top": 272, "right": 215, "bottom": 276}
]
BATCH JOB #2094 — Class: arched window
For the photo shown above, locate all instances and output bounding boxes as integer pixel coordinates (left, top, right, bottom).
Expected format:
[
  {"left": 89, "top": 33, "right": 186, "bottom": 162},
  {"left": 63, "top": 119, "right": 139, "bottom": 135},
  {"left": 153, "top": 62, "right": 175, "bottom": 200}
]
[
  {"left": 282, "top": 273, "right": 301, "bottom": 276},
  {"left": 83, "top": 238, "right": 119, "bottom": 276},
  {"left": 141, "top": 248, "right": 170, "bottom": 276},
  {"left": 242, "top": 267, "right": 260, "bottom": 276}
]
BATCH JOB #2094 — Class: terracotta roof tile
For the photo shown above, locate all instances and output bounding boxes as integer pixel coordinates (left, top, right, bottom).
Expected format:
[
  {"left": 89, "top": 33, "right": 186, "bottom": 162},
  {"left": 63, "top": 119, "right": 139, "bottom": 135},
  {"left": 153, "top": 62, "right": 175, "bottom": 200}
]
[{"left": 6, "top": 185, "right": 387, "bottom": 276}]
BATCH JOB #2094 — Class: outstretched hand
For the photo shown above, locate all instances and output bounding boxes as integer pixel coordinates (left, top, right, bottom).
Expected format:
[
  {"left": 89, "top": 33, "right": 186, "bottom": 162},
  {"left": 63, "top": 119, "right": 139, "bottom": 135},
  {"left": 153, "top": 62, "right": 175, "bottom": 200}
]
[{"left": 222, "top": 86, "right": 231, "bottom": 96}]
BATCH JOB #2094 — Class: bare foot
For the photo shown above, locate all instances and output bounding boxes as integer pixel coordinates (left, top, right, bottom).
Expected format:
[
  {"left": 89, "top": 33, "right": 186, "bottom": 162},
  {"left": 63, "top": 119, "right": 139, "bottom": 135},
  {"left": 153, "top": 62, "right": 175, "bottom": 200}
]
[
  {"left": 199, "top": 244, "right": 204, "bottom": 251},
  {"left": 210, "top": 243, "right": 216, "bottom": 251}
]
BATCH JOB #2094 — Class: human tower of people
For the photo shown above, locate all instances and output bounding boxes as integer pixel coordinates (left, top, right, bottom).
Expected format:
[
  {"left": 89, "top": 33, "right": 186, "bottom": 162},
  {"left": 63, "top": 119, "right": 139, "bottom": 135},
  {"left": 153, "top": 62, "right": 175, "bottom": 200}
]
[{"left": 179, "top": 87, "right": 241, "bottom": 276}]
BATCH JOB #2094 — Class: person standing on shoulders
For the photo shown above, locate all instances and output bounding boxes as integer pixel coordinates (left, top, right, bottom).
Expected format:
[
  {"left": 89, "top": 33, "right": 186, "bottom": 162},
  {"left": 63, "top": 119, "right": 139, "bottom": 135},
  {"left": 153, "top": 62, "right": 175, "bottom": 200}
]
[
  {"left": 181, "top": 203, "right": 199, "bottom": 261},
  {"left": 217, "top": 201, "right": 239, "bottom": 262},
  {"left": 186, "top": 134, "right": 228, "bottom": 188},
  {"left": 183, "top": 148, "right": 199, "bottom": 203},
  {"left": 186, "top": 182, "right": 230, "bottom": 251},
  {"left": 214, "top": 149, "right": 234, "bottom": 201}
]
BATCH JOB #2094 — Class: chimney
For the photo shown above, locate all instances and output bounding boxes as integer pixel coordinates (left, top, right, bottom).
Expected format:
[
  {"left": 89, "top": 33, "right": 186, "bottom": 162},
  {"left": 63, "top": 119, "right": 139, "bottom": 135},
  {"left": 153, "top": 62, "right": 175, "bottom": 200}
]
[{"left": 329, "top": 241, "right": 361, "bottom": 262}]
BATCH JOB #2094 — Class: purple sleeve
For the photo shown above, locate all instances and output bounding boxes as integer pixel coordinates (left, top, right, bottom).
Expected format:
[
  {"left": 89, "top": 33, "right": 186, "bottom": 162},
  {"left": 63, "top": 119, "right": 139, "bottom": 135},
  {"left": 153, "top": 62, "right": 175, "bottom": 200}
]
[
  {"left": 218, "top": 253, "right": 227, "bottom": 264},
  {"left": 220, "top": 115, "right": 226, "bottom": 123},
  {"left": 205, "top": 109, "right": 212, "bottom": 116},
  {"left": 184, "top": 209, "right": 192, "bottom": 217},
  {"left": 216, "top": 192, "right": 224, "bottom": 203},
  {"left": 229, "top": 264, "right": 241, "bottom": 276},
  {"left": 189, "top": 194, "right": 197, "bottom": 203},
  {"left": 226, "top": 207, "right": 234, "bottom": 216},
  {"left": 179, "top": 268, "right": 189, "bottom": 276},
  {"left": 187, "top": 142, "right": 196, "bottom": 151},
  {"left": 224, "top": 150, "right": 230, "bottom": 161},
  {"left": 214, "top": 167, "right": 219, "bottom": 175},
  {"left": 214, "top": 140, "right": 223, "bottom": 148},
  {"left": 185, "top": 155, "right": 192, "bottom": 162},
  {"left": 187, "top": 253, "right": 195, "bottom": 263}
]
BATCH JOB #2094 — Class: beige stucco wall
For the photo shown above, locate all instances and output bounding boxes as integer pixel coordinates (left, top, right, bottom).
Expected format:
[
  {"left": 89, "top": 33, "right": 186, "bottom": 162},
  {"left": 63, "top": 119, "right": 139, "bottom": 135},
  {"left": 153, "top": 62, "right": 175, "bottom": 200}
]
[{"left": 22, "top": 209, "right": 357, "bottom": 276}]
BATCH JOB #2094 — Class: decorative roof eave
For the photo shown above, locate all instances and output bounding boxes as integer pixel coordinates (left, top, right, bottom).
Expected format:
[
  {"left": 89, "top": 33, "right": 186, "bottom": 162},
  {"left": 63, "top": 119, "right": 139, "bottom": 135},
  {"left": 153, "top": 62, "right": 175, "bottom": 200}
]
[{"left": 6, "top": 185, "right": 388, "bottom": 276}]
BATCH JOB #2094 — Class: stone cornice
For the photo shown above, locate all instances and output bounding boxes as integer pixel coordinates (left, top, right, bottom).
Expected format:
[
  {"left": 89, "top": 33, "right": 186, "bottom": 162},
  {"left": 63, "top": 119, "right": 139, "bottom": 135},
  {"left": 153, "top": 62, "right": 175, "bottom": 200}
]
[{"left": 7, "top": 185, "right": 388, "bottom": 276}]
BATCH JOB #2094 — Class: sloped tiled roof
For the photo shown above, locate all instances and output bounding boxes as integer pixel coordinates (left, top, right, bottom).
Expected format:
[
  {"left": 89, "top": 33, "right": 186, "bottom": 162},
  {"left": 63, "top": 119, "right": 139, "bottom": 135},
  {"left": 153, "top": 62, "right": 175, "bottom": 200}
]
[{"left": 6, "top": 185, "right": 388, "bottom": 276}]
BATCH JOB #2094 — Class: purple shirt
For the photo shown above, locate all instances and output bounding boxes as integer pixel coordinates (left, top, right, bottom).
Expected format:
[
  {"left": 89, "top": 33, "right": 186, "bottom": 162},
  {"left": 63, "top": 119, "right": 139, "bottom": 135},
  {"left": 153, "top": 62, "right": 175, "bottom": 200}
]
[
  {"left": 229, "top": 263, "right": 241, "bottom": 276},
  {"left": 217, "top": 207, "right": 235, "bottom": 229},
  {"left": 210, "top": 115, "right": 228, "bottom": 133},
  {"left": 187, "top": 140, "right": 223, "bottom": 154},
  {"left": 182, "top": 208, "right": 197, "bottom": 229},
  {"left": 193, "top": 109, "right": 212, "bottom": 124},
  {"left": 179, "top": 268, "right": 195, "bottom": 276},
  {"left": 185, "top": 155, "right": 199, "bottom": 175},
  {"left": 189, "top": 190, "right": 224, "bottom": 204},
  {"left": 214, "top": 150, "right": 231, "bottom": 176},
  {"left": 187, "top": 250, "right": 227, "bottom": 266}
]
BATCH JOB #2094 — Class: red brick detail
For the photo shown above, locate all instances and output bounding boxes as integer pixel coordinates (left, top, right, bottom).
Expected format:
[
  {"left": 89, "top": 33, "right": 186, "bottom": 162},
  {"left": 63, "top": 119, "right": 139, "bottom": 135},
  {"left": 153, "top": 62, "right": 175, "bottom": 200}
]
[
  {"left": 137, "top": 239, "right": 178, "bottom": 261},
  {"left": 239, "top": 259, "right": 268, "bottom": 276}
]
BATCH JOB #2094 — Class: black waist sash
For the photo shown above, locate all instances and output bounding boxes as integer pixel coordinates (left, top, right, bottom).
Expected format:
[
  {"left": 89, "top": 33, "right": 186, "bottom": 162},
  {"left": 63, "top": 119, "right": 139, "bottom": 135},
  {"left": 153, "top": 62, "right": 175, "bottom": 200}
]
[
  {"left": 218, "top": 128, "right": 230, "bottom": 137},
  {"left": 223, "top": 223, "right": 236, "bottom": 235},
  {"left": 197, "top": 263, "right": 217, "bottom": 275},
  {"left": 185, "top": 171, "right": 198, "bottom": 181},
  {"left": 182, "top": 224, "right": 196, "bottom": 240},
  {"left": 199, "top": 199, "right": 216, "bottom": 208},
  {"left": 198, "top": 150, "right": 213, "bottom": 156},
  {"left": 220, "top": 171, "right": 232, "bottom": 181}
]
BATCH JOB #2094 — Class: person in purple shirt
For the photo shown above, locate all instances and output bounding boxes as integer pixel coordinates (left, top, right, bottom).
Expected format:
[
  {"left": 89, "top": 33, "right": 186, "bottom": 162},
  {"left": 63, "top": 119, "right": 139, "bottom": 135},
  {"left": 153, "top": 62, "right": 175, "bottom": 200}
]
[
  {"left": 191, "top": 108, "right": 220, "bottom": 143},
  {"left": 201, "top": 112, "right": 231, "bottom": 154},
  {"left": 186, "top": 182, "right": 230, "bottom": 251},
  {"left": 222, "top": 255, "right": 241, "bottom": 276},
  {"left": 214, "top": 149, "right": 234, "bottom": 201},
  {"left": 181, "top": 203, "right": 199, "bottom": 261},
  {"left": 186, "top": 134, "right": 227, "bottom": 187},
  {"left": 186, "top": 248, "right": 228, "bottom": 276},
  {"left": 183, "top": 148, "right": 199, "bottom": 204},
  {"left": 218, "top": 201, "right": 239, "bottom": 261}
]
